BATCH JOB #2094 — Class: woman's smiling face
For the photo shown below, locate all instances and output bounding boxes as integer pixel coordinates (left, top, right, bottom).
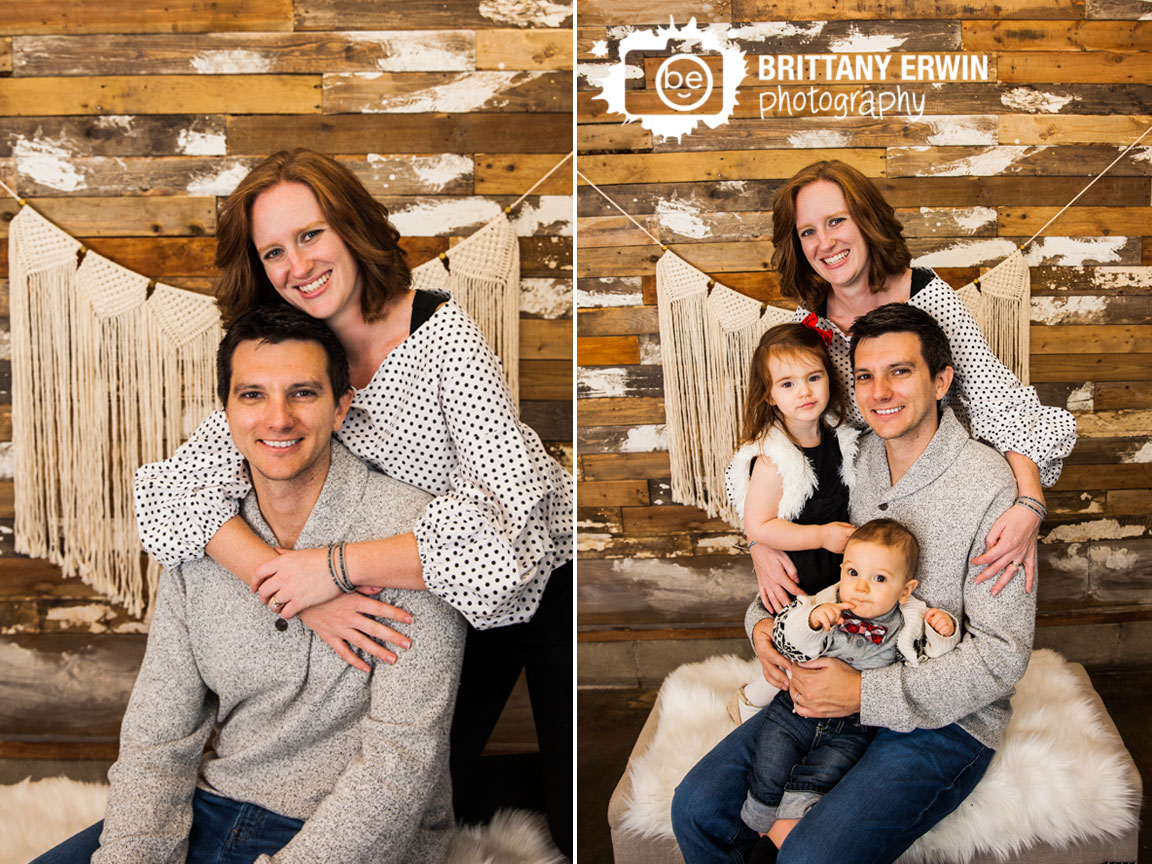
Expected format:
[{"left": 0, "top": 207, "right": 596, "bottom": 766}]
[
  {"left": 794, "top": 179, "right": 871, "bottom": 295},
  {"left": 250, "top": 181, "right": 364, "bottom": 325}
]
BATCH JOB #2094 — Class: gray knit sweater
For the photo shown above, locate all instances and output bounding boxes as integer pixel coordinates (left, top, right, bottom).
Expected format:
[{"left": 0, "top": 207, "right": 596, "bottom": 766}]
[
  {"left": 95, "top": 443, "right": 465, "bottom": 863},
  {"left": 747, "top": 409, "right": 1034, "bottom": 749}
]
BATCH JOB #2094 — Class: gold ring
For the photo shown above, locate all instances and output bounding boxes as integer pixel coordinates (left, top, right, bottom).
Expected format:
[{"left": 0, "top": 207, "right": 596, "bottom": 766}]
[{"left": 270, "top": 595, "right": 283, "bottom": 612}]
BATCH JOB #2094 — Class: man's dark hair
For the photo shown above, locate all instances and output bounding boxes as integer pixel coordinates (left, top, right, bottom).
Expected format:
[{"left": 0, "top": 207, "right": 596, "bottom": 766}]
[
  {"left": 216, "top": 303, "right": 351, "bottom": 405},
  {"left": 848, "top": 303, "right": 954, "bottom": 379}
]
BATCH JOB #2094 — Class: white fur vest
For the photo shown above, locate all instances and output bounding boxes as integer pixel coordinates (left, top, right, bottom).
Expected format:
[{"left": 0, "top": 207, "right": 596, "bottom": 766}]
[{"left": 724, "top": 423, "right": 861, "bottom": 524}]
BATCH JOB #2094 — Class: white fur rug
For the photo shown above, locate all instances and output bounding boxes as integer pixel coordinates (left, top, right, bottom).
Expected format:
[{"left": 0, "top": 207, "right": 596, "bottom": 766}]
[
  {"left": 0, "top": 776, "right": 565, "bottom": 864},
  {"left": 619, "top": 649, "right": 1141, "bottom": 863}
]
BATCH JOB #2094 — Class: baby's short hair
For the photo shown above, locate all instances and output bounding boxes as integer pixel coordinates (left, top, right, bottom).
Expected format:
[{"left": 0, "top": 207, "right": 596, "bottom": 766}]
[{"left": 847, "top": 518, "right": 920, "bottom": 580}]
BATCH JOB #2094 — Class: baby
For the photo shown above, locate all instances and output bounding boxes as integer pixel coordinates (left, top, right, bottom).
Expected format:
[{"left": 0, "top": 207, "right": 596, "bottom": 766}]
[{"left": 741, "top": 518, "right": 960, "bottom": 852}]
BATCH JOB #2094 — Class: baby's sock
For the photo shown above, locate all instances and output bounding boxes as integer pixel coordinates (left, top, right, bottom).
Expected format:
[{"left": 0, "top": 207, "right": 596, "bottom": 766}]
[{"left": 745, "top": 676, "right": 777, "bottom": 708}]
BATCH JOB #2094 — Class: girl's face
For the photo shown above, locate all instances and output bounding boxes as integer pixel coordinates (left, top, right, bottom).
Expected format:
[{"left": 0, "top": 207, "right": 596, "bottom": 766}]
[
  {"left": 250, "top": 181, "right": 364, "bottom": 325},
  {"left": 794, "top": 179, "right": 871, "bottom": 295},
  {"left": 766, "top": 350, "right": 830, "bottom": 425}
]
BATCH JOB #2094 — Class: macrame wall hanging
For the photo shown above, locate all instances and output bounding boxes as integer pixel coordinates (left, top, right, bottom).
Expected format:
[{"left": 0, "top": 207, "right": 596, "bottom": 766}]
[
  {"left": 4, "top": 151, "right": 571, "bottom": 617},
  {"left": 578, "top": 126, "right": 1150, "bottom": 527}
]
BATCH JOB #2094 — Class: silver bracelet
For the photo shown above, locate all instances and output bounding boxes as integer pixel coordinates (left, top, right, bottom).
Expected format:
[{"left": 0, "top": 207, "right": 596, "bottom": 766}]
[{"left": 328, "top": 545, "right": 355, "bottom": 594}]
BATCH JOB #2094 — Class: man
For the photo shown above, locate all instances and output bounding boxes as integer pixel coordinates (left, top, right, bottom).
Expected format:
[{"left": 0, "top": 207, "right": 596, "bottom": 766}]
[
  {"left": 672, "top": 304, "right": 1035, "bottom": 864},
  {"left": 38, "top": 305, "right": 464, "bottom": 863}
]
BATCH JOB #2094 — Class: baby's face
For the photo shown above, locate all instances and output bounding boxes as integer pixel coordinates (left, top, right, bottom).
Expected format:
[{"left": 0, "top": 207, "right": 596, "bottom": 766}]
[{"left": 837, "top": 539, "right": 917, "bottom": 620}]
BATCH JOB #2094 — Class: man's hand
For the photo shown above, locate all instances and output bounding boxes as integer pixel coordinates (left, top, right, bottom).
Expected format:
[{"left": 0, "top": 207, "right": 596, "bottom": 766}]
[
  {"left": 790, "top": 656, "right": 861, "bottom": 718},
  {"left": 254, "top": 547, "right": 342, "bottom": 619},
  {"left": 751, "top": 617, "right": 792, "bottom": 690},
  {"left": 298, "top": 593, "right": 414, "bottom": 674},
  {"left": 751, "top": 545, "right": 803, "bottom": 614}
]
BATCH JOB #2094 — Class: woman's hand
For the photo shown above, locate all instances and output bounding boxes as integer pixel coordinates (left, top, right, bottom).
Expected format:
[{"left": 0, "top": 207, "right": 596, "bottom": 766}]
[
  {"left": 971, "top": 503, "right": 1041, "bottom": 595},
  {"left": 751, "top": 544, "right": 803, "bottom": 614},
  {"left": 254, "top": 547, "right": 342, "bottom": 618},
  {"left": 298, "top": 593, "right": 414, "bottom": 674},
  {"left": 751, "top": 618, "right": 792, "bottom": 690}
]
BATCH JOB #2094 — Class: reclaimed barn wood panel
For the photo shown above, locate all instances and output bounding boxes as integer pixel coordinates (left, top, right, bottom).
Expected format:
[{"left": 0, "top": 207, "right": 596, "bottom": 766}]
[
  {"left": 476, "top": 30, "right": 572, "bottom": 70},
  {"left": 0, "top": 1, "right": 293, "bottom": 35},
  {"left": 475, "top": 154, "right": 572, "bottom": 195},
  {"left": 0, "top": 197, "right": 216, "bottom": 237},
  {"left": 294, "top": 0, "right": 573, "bottom": 30},
  {"left": 322, "top": 70, "right": 572, "bottom": 114},
  {"left": 578, "top": 0, "right": 1152, "bottom": 642}
]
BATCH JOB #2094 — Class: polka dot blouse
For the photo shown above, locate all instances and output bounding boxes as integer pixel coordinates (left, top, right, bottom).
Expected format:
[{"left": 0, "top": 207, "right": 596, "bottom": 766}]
[
  {"left": 134, "top": 300, "right": 573, "bottom": 630},
  {"left": 795, "top": 268, "right": 1076, "bottom": 487}
]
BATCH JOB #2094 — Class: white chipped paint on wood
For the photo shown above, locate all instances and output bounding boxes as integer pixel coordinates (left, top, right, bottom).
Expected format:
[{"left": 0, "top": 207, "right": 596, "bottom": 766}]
[
  {"left": 177, "top": 127, "right": 227, "bottom": 156},
  {"left": 576, "top": 514, "right": 619, "bottom": 532},
  {"left": 638, "top": 334, "right": 662, "bottom": 365},
  {"left": 1091, "top": 266, "right": 1152, "bottom": 289},
  {"left": 1043, "top": 518, "right": 1145, "bottom": 543},
  {"left": 608, "top": 556, "right": 749, "bottom": 614},
  {"left": 1031, "top": 295, "right": 1109, "bottom": 324},
  {"left": 578, "top": 532, "right": 612, "bottom": 552},
  {"left": 391, "top": 197, "right": 502, "bottom": 236},
  {"left": 1129, "top": 146, "right": 1152, "bottom": 163},
  {"left": 577, "top": 61, "right": 642, "bottom": 88},
  {"left": 520, "top": 277, "right": 571, "bottom": 317},
  {"left": 1045, "top": 542, "right": 1088, "bottom": 574},
  {"left": 724, "top": 21, "right": 827, "bottom": 41},
  {"left": 189, "top": 49, "right": 274, "bottom": 74},
  {"left": 919, "top": 206, "right": 997, "bottom": 235},
  {"left": 0, "top": 442, "right": 13, "bottom": 481},
  {"left": 1122, "top": 441, "right": 1152, "bottom": 463},
  {"left": 787, "top": 129, "right": 851, "bottom": 149},
  {"left": 479, "top": 0, "right": 572, "bottom": 27},
  {"left": 619, "top": 424, "right": 668, "bottom": 452},
  {"left": 346, "top": 70, "right": 549, "bottom": 113},
  {"left": 695, "top": 535, "right": 746, "bottom": 555},
  {"left": 577, "top": 367, "right": 629, "bottom": 398},
  {"left": 1076, "top": 409, "right": 1152, "bottom": 437},
  {"left": 408, "top": 154, "right": 473, "bottom": 191},
  {"left": 654, "top": 197, "right": 712, "bottom": 239},
  {"left": 1024, "top": 236, "right": 1131, "bottom": 267},
  {"left": 913, "top": 237, "right": 1016, "bottom": 269},
  {"left": 1066, "top": 382, "right": 1095, "bottom": 411},
  {"left": 1000, "top": 87, "right": 1077, "bottom": 114},
  {"left": 512, "top": 195, "right": 573, "bottom": 236},
  {"left": 828, "top": 25, "right": 908, "bottom": 53},
  {"left": 11, "top": 135, "right": 85, "bottom": 192},
  {"left": 907, "top": 145, "right": 1046, "bottom": 177},
  {"left": 362, "top": 153, "right": 473, "bottom": 194},
  {"left": 917, "top": 117, "right": 997, "bottom": 147},
  {"left": 347, "top": 31, "right": 474, "bottom": 72},
  {"left": 576, "top": 277, "right": 643, "bottom": 308},
  {"left": 45, "top": 604, "right": 116, "bottom": 633},
  {"left": 185, "top": 161, "right": 250, "bottom": 196},
  {"left": 93, "top": 115, "right": 135, "bottom": 132},
  {"left": 0, "top": 330, "right": 11, "bottom": 361},
  {"left": 1089, "top": 545, "right": 1141, "bottom": 570}
]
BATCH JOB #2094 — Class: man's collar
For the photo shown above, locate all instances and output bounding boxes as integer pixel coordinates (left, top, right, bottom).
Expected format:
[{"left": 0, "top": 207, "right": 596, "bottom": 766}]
[
  {"left": 241, "top": 442, "right": 367, "bottom": 550},
  {"left": 882, "top": 407, "right": 969, "bottom": 498}
]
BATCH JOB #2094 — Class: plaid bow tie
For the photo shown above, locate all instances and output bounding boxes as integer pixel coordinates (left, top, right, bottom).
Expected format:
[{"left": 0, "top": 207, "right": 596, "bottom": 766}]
[{"left": 838, "top": 612, "right": 888, "bottom": 645}]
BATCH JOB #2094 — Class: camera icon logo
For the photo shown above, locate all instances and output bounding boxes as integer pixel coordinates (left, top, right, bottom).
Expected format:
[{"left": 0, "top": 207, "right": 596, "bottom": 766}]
[{"left": 591, "top": 19, "right": 746, "bottom": 142}]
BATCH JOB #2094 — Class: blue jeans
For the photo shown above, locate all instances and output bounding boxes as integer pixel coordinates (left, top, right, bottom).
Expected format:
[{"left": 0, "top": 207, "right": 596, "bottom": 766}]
[
  {"left": 742, "top": 691, "right": 875, "bottom": 832},
  {"left": 671, "top": 708, "right": 993, "bottom": 864},
  {"left": 30, "top": 788, "right": 303, "bottom": 863}
]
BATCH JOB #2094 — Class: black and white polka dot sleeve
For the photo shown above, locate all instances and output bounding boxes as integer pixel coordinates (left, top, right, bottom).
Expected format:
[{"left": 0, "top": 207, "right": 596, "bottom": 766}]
[
  {"left": 133, "top": 409, "right": 251, "bottom": 568},
  {"left": 913, "top": 274, "right": 1076, "bottom": 488}
]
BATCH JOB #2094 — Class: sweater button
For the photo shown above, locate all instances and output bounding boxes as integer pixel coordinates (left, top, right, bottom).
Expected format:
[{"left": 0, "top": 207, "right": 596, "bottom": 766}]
[
  {"left": 275, "top": 618, "right": 288, "bottom": 632},
  {"left": 878, "top": 503, "right": 888, "bottom": 511}
]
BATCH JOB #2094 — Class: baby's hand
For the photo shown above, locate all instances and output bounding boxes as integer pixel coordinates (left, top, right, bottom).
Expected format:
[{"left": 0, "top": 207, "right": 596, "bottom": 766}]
[
  {"left": 925, "top": 608, "right": 955, "bottom": 637},
  {"left": 820, "top": 522, "right": 856, "bottom": 554},
  {"left": 808, "top": 601, "right": 853, "bottom": 632}
]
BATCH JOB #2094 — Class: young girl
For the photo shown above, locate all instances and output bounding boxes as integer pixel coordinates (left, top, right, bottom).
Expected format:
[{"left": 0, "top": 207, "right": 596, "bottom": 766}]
[{"left": 724, "top": 320, "right": 861, "bottom": 723}]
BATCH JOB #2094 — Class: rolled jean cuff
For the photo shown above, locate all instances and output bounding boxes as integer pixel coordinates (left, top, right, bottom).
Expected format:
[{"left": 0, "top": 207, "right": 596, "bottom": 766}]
[
  {"left": 777, "top": 789, "right": 822, "bottom": 820},
  {"left": 740, "top": 792, "right": 779, "bottom": 833}
]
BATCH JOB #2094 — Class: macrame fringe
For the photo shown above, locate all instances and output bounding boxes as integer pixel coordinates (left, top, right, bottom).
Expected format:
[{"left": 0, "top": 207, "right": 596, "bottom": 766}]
[{"left": 957, "top": 248, "right": 1031, "bottom": 385}]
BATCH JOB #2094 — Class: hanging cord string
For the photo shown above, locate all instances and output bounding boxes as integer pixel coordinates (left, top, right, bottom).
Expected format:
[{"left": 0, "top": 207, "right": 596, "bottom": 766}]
[
  {"left": 0, "top": 177, "right": 25, "bottom": 204},
  {"left": 1020, "top": 123, "right": 1152, "bottom": 252},
  {"left": 505, "top": 151, "right": 574, "bottom": 214},
  {"left": 577, "top": 168, "right": 666, "bottom": 247}
]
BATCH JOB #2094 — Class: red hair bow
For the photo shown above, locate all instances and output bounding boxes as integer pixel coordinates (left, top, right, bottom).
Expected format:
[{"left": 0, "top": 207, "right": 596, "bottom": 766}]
[{"left": 802, "top": 313, "right": 833, "bottom": 346}]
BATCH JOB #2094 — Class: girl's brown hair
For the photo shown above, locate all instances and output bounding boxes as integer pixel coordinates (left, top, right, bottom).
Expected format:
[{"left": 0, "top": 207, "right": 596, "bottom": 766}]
[
  {"left": 771, "top": 160, "right": 911, "bottom": 312},
  {"left": 741, "top": 322, "right": 846, "bottom": 445},
  {"left": 214, "top": 149, "right": 411, "bottom": 328}
]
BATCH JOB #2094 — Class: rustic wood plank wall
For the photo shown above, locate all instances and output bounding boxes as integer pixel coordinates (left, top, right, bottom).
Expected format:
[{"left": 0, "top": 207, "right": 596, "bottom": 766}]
[
  {"left": 0, "top": 0, "right": 574, "bottom": 634},
  {"left": 576, "top": 0, "right": 1152, "bottom": 658}
]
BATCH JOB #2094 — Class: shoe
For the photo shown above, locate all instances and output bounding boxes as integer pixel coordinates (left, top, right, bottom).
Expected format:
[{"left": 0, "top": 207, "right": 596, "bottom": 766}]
[
  {"left": 726, "top": 684, "right": 764, "bottom": 725},
  {"left": 746, "top": 836, "right": 778, "bottom": 864}
]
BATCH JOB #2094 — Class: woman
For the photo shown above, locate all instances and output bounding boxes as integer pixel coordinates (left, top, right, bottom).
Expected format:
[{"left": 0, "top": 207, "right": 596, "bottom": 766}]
[
  {"left": 748, "top": 159, "right": 1075, "bottom": 613},
  {"left": 134, "top": 149, "right": 573, "bottom": 853}
]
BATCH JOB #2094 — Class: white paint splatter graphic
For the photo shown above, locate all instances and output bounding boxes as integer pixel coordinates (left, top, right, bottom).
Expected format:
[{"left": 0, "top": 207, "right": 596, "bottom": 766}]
[
  {"left": 189, "top": 49, "right": 273, "bottom": 74},
  {"left": 520, "top": 278, "right": 571, "bottom": 318},
  {"left": 176, "top": 128, "right": 226, "bottom": 156},
  {"left": 828, "top": 25, "right": 908, "bottom": 53},
  {"left": 655, "top": 198, "right": 712, "bottom": 239},
  {"left": 1000, "top": 87, "right": 1076, "bottom": 114},
  {"left": 12, "top": 137, "right": 86, "bottom": 192},
  {"left": 787, "top": 129, "right": 851, "bottom": 148},
  {"left": 590, "top": 40, "right": 609, "bottom": 58},
  {"left": 361, "top": 70, "right": 547, "bottom": 113},
  {"left": 186, "top": 162, "right": 250, "bottom": 196},
  {"left": 1031, "top": 295, "right": 1108, "bottom": 325},
  {"left": 478, "top": 0, "right": 572, "bottom": 27}
]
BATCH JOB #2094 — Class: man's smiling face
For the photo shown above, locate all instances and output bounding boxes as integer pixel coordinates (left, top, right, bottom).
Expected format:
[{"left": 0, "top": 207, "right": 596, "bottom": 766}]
[{"left": 853, "top": 331, "right": 952, "bottom": 444}]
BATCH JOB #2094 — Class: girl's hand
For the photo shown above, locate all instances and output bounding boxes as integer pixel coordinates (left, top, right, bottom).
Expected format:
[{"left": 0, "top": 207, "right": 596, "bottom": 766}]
[
  {"left": 820, "top": 522, "right": 856, "bottom": 554},
  {"left": 808, "top": 601, "right": 853, "bottom": 632},
  {"left": 298, "top": 593, "right": 414, "bottom": 673},
  {"left": 254, "top": 547, "right": 341, "bottom": 619},
  {"left": 751, "top": 544, "right": 803, "bottom": 614},
  {"left": 925, "top": 608, "right": 955, "bottom": 637},
  {"left": 971, "top": 503, "right": 1041, "bottom": 595}
]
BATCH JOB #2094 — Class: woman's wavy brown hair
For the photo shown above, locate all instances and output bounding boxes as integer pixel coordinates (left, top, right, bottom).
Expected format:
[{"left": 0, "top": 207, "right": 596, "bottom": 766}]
[
  {"left": 771, "top": 160, "right": 911, "bottom": 313},
  {"left": 741, "top": 322, "right": 846, "bottom": 446},
  {"left": 214, "top": 149, "right": 411, "bottom": 328}
]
